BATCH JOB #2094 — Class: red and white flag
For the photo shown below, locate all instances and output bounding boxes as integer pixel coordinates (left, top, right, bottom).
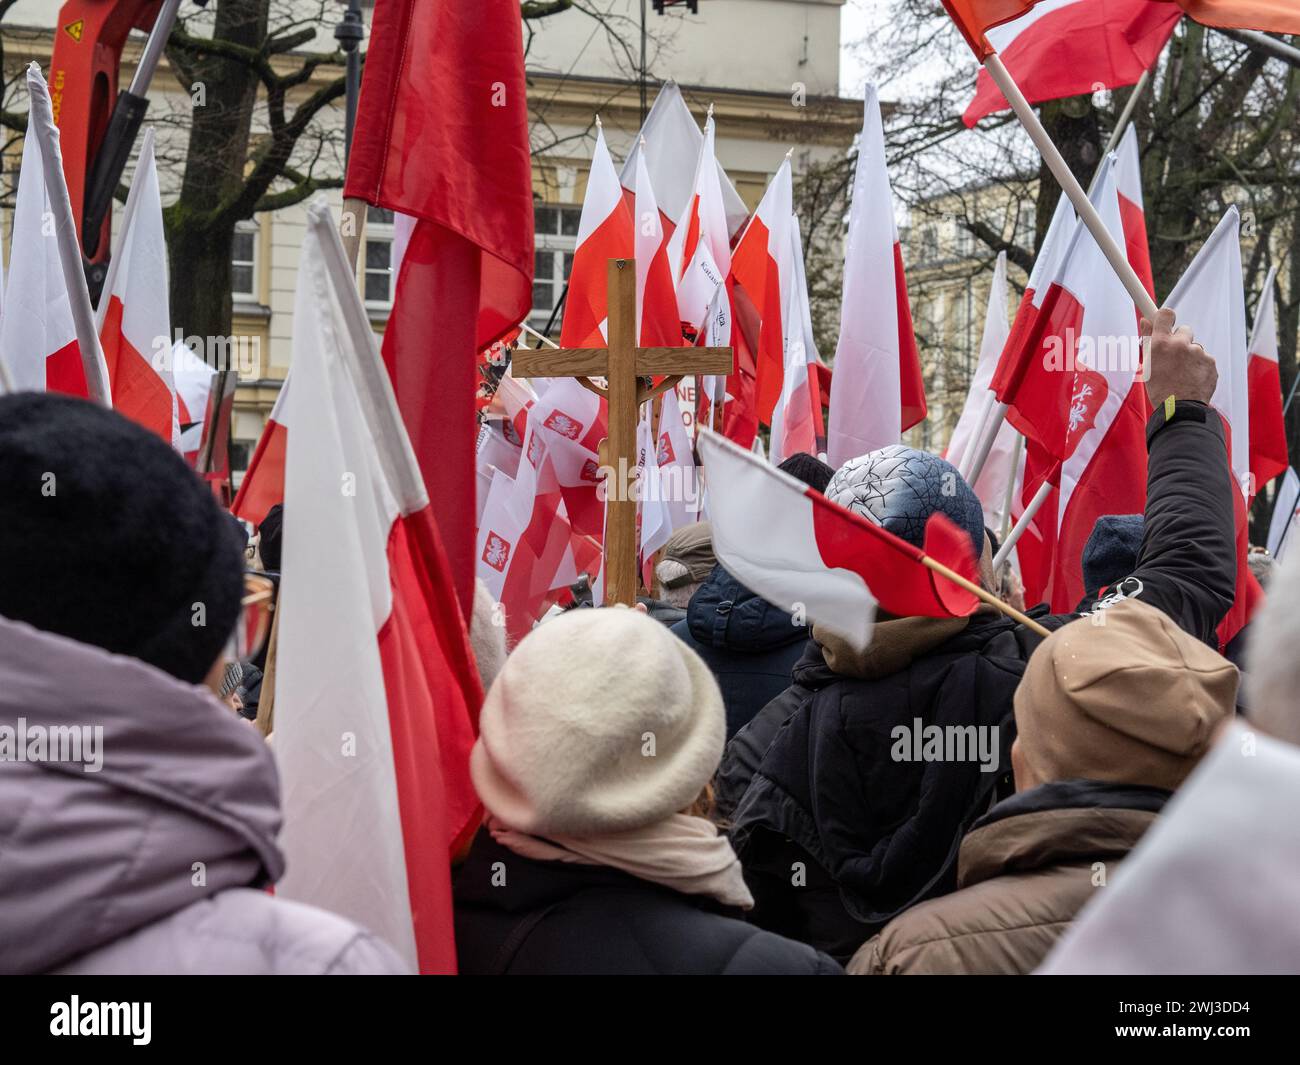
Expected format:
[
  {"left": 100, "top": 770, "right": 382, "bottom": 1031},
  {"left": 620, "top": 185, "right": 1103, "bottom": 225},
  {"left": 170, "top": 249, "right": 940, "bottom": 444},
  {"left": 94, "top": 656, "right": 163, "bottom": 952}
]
[
  {"left": 172, "top": 342, "right": 217, "bottom": 462},
  {"left": 95, "top": 129, "right": 175, "bottom": 443},
  {"left": 1164, "top": 207, "right": 1261, "bottom": 646},
  {"left": 1167, "top": 1, "right": 1300, "bottom": 35},
  {"left": 730, "top": 157, "right": 793, "bottom": 427},
  {"left": 961, "top": 1, "right": 1180, "bottom": 127},
  {"left": 827, "top": 85, "right": 926, "bottom": 465},
  {"left": 997, "top": 159, "right": 1149, "bottom": 610},
  {"left": 946, "top": 252, "right": 1019, "bottom": 530},
  {"left": 1115, "top": 125, "right": 1156, "bottom": 298},
  {"left": 345, "top": 0, "right": 534, "bottom": 617},
  {"left": 698, "top": 428, "right": 980, "bottom": 650},
  {"left": 633, "top": 145, "right": 683, "bottom": 346},
  {"left": 230, "top": 374, "right": 290, "bottom": 529},
  {"left": 770, "top": 217, "right": 824, "bottom": 464},
  {"left": 1266, "top": 467, "right": 1299, "bottom": 561},
  {"left": 619, "top": 81, "right": 749, "bottom": 239},
  {"left": 276, "top": 201, "right": 482, "bottom": 975},
  {"left": 1, "top": 112, "right": 101, "bottom": 396},
  {"left": 1247, "top": 266, "right": 1288, "bottom": 495},
  {"left": 560, "top": 123, "right": 633, "bottom": 348},
  {"left": 667, "top": 111, "right": 732, "bottom": 335},
  {"left": 640, "top": 385, "right": 699, "bottom": 588}
]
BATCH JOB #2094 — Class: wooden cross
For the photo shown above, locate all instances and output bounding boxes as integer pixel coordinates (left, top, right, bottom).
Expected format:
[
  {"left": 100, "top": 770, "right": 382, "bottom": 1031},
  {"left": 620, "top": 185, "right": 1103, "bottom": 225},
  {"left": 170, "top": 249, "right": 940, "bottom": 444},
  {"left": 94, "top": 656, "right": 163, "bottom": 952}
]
[{"left": 512, "top": 258, "right": 734, "bottom": 606}]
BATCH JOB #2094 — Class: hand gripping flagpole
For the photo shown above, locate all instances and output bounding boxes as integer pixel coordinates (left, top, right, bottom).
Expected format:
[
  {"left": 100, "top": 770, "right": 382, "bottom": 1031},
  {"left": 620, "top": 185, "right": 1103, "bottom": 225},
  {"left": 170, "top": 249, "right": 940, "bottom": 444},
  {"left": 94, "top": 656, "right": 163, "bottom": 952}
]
[
  {"left": 982, "top": 53, "right": 1159, "bottom": 323},
  {"left": 26, "top": 64, "right": 112, "bottom": 406}
]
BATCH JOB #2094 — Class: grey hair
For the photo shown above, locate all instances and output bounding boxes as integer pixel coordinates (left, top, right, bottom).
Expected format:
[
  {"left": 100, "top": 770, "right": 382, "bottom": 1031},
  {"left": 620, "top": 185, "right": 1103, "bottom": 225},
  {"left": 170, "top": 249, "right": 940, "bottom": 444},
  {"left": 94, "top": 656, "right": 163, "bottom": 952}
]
[{"left": 1247, "top": 547, "right": 1300, "bottom": 747}]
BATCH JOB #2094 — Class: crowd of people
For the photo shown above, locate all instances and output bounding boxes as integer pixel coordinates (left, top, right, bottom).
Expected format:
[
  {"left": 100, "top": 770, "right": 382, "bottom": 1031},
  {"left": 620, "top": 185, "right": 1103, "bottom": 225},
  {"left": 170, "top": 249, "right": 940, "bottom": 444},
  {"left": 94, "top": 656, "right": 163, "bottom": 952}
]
[{"left": 1, "top": 313, "right": 1297, "bottom": 975}]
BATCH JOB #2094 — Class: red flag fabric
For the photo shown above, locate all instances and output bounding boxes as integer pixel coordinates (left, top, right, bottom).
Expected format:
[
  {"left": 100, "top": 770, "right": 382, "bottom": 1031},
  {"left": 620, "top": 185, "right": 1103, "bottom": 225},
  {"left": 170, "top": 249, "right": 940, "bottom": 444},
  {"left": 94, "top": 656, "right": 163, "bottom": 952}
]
[
  {"left": 943, "top": 0, "right": 1039, "bottom": 57},
  {"left": 963, "top": 1, "right": 1179, "bottom": 127},
  {"left": 344, "top": 2, "right": 533, "bottom": 616},
  {"left": 1247, "top": 269, "right": 1289, "bottom": 494},
  {"left": 230, "top": 376, "right": 290, "bottom": 529}
]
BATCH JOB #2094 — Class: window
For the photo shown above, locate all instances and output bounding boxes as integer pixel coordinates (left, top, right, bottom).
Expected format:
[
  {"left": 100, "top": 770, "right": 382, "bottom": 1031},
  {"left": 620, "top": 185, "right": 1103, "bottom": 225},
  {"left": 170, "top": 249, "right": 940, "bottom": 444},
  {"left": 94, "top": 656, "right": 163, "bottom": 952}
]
[
  {"left": 1014, "top": 203, "right": 1037, "bottom": 249},
  {"left": 920, "top": 225, "right": 939, "bottom": 264},
  {"left": 364, "top": 206, "right": 396, "bottom": 307},
  {"left": 531, "top": 203, "right": 581, "bottom": 335},
  {"left": 232, "top": 222, "right": 258, "bottom": 299}
]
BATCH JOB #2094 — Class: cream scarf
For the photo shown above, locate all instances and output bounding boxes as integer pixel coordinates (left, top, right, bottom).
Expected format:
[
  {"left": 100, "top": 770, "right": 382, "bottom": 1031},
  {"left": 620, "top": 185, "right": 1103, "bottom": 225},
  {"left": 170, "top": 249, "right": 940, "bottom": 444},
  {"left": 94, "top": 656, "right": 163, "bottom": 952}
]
[{"left": 488, "top": 814, "right": 754, "bottom": 910}]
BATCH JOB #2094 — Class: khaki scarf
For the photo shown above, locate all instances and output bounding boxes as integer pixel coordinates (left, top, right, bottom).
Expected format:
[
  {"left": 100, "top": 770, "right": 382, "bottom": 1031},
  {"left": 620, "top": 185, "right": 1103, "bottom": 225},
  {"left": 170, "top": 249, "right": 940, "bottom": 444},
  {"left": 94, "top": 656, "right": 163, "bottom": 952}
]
[
  {"left": 488, "top": 814, "right": 754, "bottom": 910},
  {"left": 814, "top": 613, "right": 972, "bottom": 680}
]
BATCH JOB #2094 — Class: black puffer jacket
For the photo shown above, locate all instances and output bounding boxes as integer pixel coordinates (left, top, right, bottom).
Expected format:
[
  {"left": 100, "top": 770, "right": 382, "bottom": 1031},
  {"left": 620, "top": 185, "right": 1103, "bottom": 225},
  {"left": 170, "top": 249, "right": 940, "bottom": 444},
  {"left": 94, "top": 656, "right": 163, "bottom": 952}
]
[
  {"left": 720, "top": 403, "right": 1238, "bottom": 960},
  {"left": 671, "top": 564, "right": 810, "bottom": 738},
  {"left": 453, "top": 834, "right": 842, "bottom": 975}
]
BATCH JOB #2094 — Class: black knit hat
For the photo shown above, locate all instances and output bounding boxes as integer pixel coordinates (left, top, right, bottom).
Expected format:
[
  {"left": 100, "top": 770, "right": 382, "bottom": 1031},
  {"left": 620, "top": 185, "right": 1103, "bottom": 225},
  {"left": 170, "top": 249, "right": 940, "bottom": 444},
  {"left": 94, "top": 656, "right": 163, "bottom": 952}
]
[
  {"left": 778, "top": 452, "right": 835, "bottom": 494},
  {"left": 1082, "top": 514, "right": 1144, "bottom": 595},
  {"left": 0, "top": 393, "right": 244, "bottom": 684}
]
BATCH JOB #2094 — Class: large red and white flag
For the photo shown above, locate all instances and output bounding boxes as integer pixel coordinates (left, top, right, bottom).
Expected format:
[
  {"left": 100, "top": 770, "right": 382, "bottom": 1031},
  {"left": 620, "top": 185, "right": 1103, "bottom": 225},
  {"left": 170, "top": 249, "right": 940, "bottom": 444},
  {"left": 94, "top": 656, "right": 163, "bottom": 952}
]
[
  {"left": 230, "top": 374, "right": 290, "bottom": 529},
  {"left": 277, "top": 201, "right": 482, "bottom": 975},
  {"left": 698, "top": 428, "right": 980, "bottom": 650},
  {"left": 95, "top": 129, "right": 175, "bottom": 443},
  {"left": 1, "top": 113, "right": 98, "bottom": 396},
  {"left": 345, "top": 0, "right": 533, "bottom": 617},
  {"left": 619, "top": 81, "right": 750, "bottom": 239},
  {"left": 633, "top": 145, "right": 684, "bottom": 346},
  {"left": 828, "top": 85, "right": 926, "bottom": 466},
  {"left": 962, "top": 1, "right": 1180, "bottom": 127},
  {"left": 998, "top": 159, "right": 1149, "bottom": 610},
  {"left": 667, "top": 111, "right": 732, "bottom": 335},
  {"left": 770, "top": 217, "right": 824, "bottom": 464},
  {"left": 730, "top": 158, "right": 793, "bottom": 428},
  {"left": 1164, "top": 207, "right": 1261, "bottom": 646},
  {"left": 560, "top": 123, "right": 633, "bottom": 348},
  {"left": 1247, "top": 266, "right": 1288, "bottom": 495},
  {"left": 945, "top": 252, "right": 1019, "bottom": 529}
]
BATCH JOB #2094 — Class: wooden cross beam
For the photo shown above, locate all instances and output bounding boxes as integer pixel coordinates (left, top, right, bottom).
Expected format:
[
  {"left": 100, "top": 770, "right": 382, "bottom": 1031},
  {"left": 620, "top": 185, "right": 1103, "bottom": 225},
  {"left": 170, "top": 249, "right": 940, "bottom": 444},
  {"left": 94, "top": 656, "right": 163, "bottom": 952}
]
[{"left": 512, "top": 258, "right": 734, "bottom": 606}]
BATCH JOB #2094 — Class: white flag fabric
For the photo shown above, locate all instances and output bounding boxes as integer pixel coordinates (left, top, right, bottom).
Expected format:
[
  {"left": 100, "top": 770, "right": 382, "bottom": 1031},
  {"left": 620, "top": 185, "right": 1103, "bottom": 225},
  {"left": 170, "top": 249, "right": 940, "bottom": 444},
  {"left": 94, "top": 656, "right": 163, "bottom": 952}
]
[{"left": 1267, "top": 468, "right": 1300, "bottom": 561}]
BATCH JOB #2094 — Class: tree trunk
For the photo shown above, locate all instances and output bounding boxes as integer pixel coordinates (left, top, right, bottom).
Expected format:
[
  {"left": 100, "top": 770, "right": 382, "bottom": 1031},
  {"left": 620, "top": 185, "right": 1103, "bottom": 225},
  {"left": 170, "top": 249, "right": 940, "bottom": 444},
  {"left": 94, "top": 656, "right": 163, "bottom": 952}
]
[
  {"left": 1034, "top": 97, "right": 1102, "bottom": 254},
  {"left": 164, "top": 0, "right": 268, "bottom": 345}
]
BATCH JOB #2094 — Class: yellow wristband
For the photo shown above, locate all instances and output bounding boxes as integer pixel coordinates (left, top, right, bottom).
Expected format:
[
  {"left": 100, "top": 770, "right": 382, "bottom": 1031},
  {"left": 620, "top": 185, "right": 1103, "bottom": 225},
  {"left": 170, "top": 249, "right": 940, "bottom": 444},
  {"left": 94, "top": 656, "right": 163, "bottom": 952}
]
[{"left": 1164, "top": 395, "right": 1176, "bottom": 421}]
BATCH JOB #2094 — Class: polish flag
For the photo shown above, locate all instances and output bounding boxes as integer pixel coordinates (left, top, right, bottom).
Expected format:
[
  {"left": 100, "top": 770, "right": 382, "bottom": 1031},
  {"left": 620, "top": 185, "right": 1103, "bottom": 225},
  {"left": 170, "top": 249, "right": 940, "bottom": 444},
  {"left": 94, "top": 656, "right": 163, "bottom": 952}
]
[
  {"left": 1247, "top": 267, "right": 1288, "bottom": 495},
  {"left": 476, "top": 378, "right": 604, "bottom": 642},
  {"left": 667, "top": 111, "right": 732, "bottom": 335},
  {"left": 998, "top": 159, "right": 1149, "bottom": 611},
  {"left": 730, "top": 157, "right": 793, "bottom": 427},
  {"left": 698, "top": 428, "right": 980, "bottom": 651},
  {"left": 1, "top": 117, "right": 95, "bottom": 396},
  {"left": 827, "top": 85, "right": 926, "bottom": 466},
  {"left": 770, "top": 217, "right": 824, "bottom": 465},
  {"left": 1115, "top": 125, "right": 1156, "bottom": 299},
  {"left": 945, "top": 252, "right": 1019, "bottom": 529},
  {"left": 962, "top": 1, "right": 1180, "bottom": 127},
  {"left": 640, "top": 385, "right": 699, "bottom": 588},
  {"left": 1164, "top": 207, "right": 1260, "bottom": 647},
  {"left": 95, "top": 129, "right": 174, "bottom": 443},
  {"left": 560, "top": 124, "right": 633, "bottom": 348},
  {"left": 619, "top": 81, "right": 749, "bottom": 240},
  {"left": 633, "top": 146, "right": 684, "bottom": 346},
  {"left": 276, "top": 201, "right": 482, "bottom": 975},
  {"left": 230, "top": 375, "right": 290, "bottom": 529},
  {"left": 172, "top": 343, "right": 217, "bottom": 463}
]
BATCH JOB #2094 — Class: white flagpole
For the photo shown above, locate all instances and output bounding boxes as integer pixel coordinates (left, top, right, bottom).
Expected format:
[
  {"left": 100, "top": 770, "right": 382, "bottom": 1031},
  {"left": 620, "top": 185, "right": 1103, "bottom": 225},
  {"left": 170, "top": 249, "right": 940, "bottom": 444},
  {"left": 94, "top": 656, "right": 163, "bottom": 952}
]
[
  {"left": 965, "top": 400, "right": 1009, "bottom": 486},
  {"left": 26, "top": 64, "right": 111, "bottom": 406},
  {"left": 93, "top": 127, "right": 156, "bottom": 333},
  {"left": 982, "top": 53, "right": 1159, "bottom": 322},
  {"left": 992, "top": 476, "right": 1053, "bottom": 572}
]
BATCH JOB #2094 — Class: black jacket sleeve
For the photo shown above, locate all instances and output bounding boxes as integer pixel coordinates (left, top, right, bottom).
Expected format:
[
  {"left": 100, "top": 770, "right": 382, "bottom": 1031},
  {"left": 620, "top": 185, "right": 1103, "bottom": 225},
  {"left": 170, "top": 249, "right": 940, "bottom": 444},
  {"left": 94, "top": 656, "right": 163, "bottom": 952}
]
[{"left": 1123, "top": 401, "right": 1237, "bottom": 644}]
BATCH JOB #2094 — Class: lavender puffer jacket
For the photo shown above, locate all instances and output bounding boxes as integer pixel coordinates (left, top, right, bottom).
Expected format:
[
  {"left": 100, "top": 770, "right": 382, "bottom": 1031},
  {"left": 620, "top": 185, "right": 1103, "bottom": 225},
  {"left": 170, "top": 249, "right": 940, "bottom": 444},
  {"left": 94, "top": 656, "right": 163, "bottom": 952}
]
[{"left": 0, "top": 615, "right": 407, "bottom": 974}]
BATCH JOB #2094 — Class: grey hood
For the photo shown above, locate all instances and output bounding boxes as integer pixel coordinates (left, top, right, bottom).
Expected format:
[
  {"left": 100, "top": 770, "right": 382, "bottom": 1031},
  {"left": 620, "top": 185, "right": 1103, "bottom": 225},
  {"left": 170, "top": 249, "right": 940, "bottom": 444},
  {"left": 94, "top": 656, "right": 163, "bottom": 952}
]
[{"left": 0, "top": 615, "right": 284, "bottom": 973}]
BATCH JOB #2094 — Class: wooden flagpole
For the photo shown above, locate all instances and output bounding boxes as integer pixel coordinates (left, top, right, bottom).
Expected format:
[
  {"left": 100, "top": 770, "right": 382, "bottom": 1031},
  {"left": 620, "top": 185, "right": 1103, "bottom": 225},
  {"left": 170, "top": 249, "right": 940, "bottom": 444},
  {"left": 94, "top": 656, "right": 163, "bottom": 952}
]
[
  {"left": 922, "top": 555, "right": 1051, "bottom": 637},
  {"left": 982, "top": 54, "right": 1159, "bottom": 322}
]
